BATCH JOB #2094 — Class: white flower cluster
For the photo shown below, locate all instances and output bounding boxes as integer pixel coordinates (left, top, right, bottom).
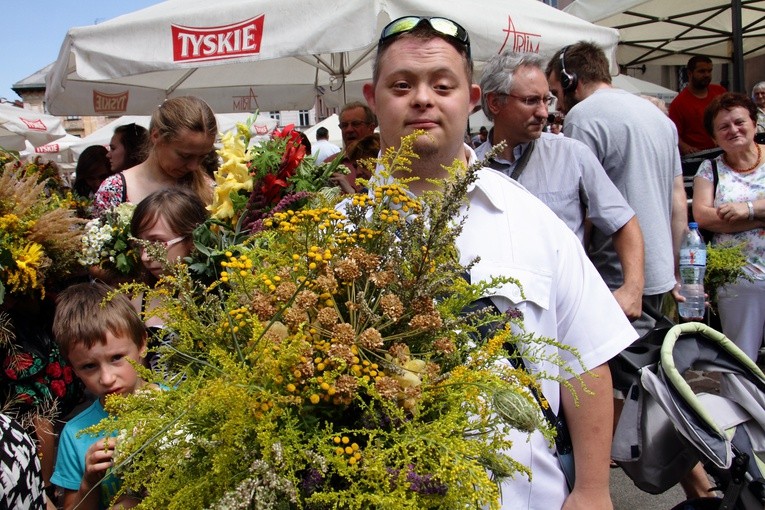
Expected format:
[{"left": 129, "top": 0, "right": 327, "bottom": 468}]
[{"left": 78, "top": 219, "right": 114, "bottom": 267}]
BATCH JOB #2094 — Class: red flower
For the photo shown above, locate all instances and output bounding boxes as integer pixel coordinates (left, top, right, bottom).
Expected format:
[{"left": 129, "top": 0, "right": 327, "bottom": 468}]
[
  {"left": 50, "top": 379, "right": 66, "bottom": 398},
  {"left": 46, "top": 362, "right": 63, "bottom": 378},
  {"left": 63, "top": 365, "right": 74, "bottom": 384},
  {"left": 260, "top": 173, "right": 289, "bottom": 205}
]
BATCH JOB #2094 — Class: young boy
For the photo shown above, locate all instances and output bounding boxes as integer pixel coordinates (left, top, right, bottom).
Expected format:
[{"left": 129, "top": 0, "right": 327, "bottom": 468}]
[{"left": 50, "top": 281, "right": 149, "bottom": 510}]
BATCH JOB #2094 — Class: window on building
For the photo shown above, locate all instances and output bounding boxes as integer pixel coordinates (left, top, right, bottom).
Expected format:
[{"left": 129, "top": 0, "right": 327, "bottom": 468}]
[
  {"left": 298, "top": 110, "right": 310, "bottom": 127},
  {"left": 269, "top": 111, "right": 281, "bottom": 123}
]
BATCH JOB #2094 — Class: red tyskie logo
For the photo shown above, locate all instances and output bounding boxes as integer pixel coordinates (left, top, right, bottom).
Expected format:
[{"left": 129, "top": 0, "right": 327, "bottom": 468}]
[
  {"left": 172, "top": 15, "right": 264, "bottom": 63},
  {"left": 93, "top": 90, "right": 129, "bottom": 114},
  {"left": 20, "top": 118, "right": 47, "bottom": 131},
  {"left": 36, "top": 144, "right": 60, "bottom": 153}
]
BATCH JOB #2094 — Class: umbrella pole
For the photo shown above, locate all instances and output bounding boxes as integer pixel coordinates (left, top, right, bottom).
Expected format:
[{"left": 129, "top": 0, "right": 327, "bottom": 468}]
[{"left": 732, "top": 0, "right": 744, "bottom": 92}]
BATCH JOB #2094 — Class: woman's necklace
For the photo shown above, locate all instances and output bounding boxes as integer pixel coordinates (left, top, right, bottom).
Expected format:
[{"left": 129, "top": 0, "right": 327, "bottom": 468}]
[{"left": 724, "top": 143, "right": 762, "bottom": 173}]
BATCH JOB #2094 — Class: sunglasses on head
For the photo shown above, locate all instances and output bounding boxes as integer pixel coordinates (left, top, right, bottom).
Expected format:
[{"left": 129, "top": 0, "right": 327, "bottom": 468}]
[{"left": 379, "top": 16, "right": 471, "bottom": 57}]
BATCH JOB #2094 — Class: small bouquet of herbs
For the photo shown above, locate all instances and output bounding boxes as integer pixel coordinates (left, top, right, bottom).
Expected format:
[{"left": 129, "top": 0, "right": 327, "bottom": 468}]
[{"left": 78, "top": 202, "right": 139, "bottom": 276}]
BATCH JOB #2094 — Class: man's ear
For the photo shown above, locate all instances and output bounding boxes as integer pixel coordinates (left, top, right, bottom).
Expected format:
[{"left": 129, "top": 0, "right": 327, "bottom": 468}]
[
  {"left": 362, "top": 83, "right": 377, "bottom": 113},
  {"left": 469, "top": 84, "right": 482, "bottom": 111},
  {"left": 486, "top": 91, "right": 503, "bottom": 116}
]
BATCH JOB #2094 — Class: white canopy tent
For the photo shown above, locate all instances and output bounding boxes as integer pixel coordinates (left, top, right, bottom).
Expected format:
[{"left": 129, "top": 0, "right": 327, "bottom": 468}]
[
  {"left": 30, "top": 113, "right": 277, "bottom": 164},
  {"left": 0, "top": 103, "right": 67, "bottom": 151},
  {"left": 46, "top": 0, "right": 620, "bottom": 115},
  {"left": 304, "top": 114, "right": 342, "bottom": 149},
  {"left": 612, "top": 74, "right": 678, "bottom": 102},
  {"left": 563, "top": 0, "right": 765, "bottom": 92}
]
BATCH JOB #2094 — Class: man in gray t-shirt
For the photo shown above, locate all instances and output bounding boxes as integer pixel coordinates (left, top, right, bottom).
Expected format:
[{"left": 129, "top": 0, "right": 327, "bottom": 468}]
[{"left": 546, "top": 41, "right": 687, "bottom": 334}]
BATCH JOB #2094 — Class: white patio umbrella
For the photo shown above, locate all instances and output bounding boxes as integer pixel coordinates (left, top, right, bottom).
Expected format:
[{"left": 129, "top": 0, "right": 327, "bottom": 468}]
[
  {"left": 563, "top": 0, "right": 765, "bottom": 91},
  {"left": 29, "top": 113, "right": 278, "bottom": 163},
  {"left": 0, "top": 103, "right": 67, "bottom": 151},
  {"left": 46, "top": 0, "right": 619, "bottom": 116}
]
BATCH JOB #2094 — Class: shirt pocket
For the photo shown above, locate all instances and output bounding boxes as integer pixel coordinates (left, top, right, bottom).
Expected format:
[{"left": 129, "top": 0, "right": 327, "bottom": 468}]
[{"left": 469, "top": 263, "right": 553, "bottom": 311}]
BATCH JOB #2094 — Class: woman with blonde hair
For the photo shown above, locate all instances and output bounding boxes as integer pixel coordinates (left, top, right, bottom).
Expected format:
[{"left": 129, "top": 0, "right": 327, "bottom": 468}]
[{"left": 93, "top": 96, "right": 217, "bottom": 216}]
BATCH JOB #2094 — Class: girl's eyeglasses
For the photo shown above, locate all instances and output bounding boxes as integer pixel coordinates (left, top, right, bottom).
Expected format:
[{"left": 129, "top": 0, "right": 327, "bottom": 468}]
[{"left": 132, "top": 236, "right": 187, "bottom": 252}]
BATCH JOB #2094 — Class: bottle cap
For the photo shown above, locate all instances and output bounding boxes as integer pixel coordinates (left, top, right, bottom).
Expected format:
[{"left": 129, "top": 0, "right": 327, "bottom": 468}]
[{"left": 689, "top": 222, "right": 698, "bottom": 229}]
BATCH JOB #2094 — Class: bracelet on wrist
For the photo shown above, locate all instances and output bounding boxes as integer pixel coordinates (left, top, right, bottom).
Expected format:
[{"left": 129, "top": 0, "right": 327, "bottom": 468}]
[{"left": 747, "top": 201, "right": 755, "bottom": 221}]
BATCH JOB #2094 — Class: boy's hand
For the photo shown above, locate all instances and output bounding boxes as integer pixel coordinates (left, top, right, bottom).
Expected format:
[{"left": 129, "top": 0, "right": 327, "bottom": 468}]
[{"left": 83, "top": 438, "right": 116, "bottom": 487}]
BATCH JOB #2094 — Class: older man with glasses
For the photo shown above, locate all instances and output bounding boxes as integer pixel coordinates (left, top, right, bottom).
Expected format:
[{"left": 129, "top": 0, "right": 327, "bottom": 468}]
[
  {"left": 363, "top": 16, "right": 637, "bottom": 509},
  {"left": 476, "top": 51, "right": 644, "bottom": 321},
  {"left": 325, "top": 101, "right": 378, "bottom": 192}
]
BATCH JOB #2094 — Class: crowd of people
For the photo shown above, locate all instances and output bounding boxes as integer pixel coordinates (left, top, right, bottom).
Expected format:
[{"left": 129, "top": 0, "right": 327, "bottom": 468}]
[{"left": 1, "top": 15, "right": 764, "bottom": 510}]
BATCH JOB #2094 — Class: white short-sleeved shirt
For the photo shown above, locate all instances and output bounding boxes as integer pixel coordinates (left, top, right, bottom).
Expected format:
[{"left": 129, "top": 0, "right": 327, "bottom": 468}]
[
  {"left": 459, "top": 163, "right": 637, "bottom": 509},
  {"left": 356, "top": 147, "right": 637, "bottom": 508}
]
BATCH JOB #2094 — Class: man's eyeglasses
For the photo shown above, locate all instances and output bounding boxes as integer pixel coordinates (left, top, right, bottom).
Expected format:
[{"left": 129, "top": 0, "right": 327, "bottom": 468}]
[
  {"left": 507, "top": 93, "right": 555, "bottom": 108},
  {"left": 379, "top": 16, "right": 470, "bottom": 57},
  {"left": 338, "top": 120, "right": 370, "bottom": 130}
]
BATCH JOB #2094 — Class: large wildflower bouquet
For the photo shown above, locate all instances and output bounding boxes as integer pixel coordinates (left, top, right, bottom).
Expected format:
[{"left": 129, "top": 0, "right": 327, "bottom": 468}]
[
  {"left": 208, "top": 117, "right": 345, "bottom": 233},
  {"left": 0, "top": 163, "right": 84, "bottom": 304},
  {"left": 78, "top": 202, "right": 139, "bottom": 276},
  {"left": 93, "top": 134, "right": 568, "bottom": 509}
]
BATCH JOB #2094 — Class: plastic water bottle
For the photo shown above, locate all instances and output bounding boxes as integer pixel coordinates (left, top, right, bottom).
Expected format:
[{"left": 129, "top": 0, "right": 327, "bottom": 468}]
[{"left": 678, "top": 222, "right": 706, "bottom": 319}]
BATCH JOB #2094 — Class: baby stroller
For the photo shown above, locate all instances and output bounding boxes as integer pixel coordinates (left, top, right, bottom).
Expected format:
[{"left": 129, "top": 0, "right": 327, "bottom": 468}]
[{"left": 610, "top": 312, "right": 765, "bottom": 510}]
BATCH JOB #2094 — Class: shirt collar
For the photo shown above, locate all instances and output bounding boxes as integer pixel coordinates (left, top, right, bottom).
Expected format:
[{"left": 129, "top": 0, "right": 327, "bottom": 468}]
[{"left": 466, "top": 143, "right": 509, "bottom": 213}]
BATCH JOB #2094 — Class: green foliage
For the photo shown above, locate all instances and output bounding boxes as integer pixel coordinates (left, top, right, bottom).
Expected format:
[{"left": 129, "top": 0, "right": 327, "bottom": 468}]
[{"left": 705, "top": 242, "right": 750, "bottom": 306}]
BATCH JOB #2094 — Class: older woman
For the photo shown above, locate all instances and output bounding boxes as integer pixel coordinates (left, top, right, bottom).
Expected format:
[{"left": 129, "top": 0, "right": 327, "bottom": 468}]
[{"left": 693, "top": 92, "right": 765, "bottom": 361}]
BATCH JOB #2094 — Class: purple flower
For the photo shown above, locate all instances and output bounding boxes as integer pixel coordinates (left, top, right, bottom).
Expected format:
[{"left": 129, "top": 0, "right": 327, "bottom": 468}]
[
  {"left": 388, "top": 464, "right": 448, "bottom": 496},
  {"left": 300, "top": 468, "right": 324, "bottom": 495}
]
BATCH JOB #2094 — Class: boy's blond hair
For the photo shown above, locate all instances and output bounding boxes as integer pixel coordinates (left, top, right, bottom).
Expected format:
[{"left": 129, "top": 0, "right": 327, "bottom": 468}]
[{"left": 52, "top": 281, "right": 146, "bottom": 358}]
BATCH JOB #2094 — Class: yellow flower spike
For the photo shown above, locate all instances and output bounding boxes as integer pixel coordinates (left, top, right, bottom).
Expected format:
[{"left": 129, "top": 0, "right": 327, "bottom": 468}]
[
  {"left": 317, "top": 363, "right": 326, "bottom": 371},
  {"left": 351, "top": 443, "right": 359, "bottom": 451},
  {"left": 344, "top": 446, "right": 353, "bottom": 455},
  {"left": 335, "top": 447, "right": 345, "bottom": 455},
  {"left": 341, "top": 437, "right": 349, "bottom": 444},
  {"left": 309, "top": 394, "right": 320, "bottom": 404},
  {"left": 333, "top": 436, "right": 341, "bottom": 444},
  {"left": 348, "top": 457, "right": 357, "bottom": 465},
  {"left": 286, "top": 383, "right": 296, "bottom": 393},
  {"left": 225, "top": 251, "right": 233, "bottom": 257}
]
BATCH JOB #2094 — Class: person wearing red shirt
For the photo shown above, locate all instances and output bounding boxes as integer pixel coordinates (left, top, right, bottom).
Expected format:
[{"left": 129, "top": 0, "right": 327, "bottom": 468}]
[{"left": 669, "top": 55, "right": 726, "bottom": 155}]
